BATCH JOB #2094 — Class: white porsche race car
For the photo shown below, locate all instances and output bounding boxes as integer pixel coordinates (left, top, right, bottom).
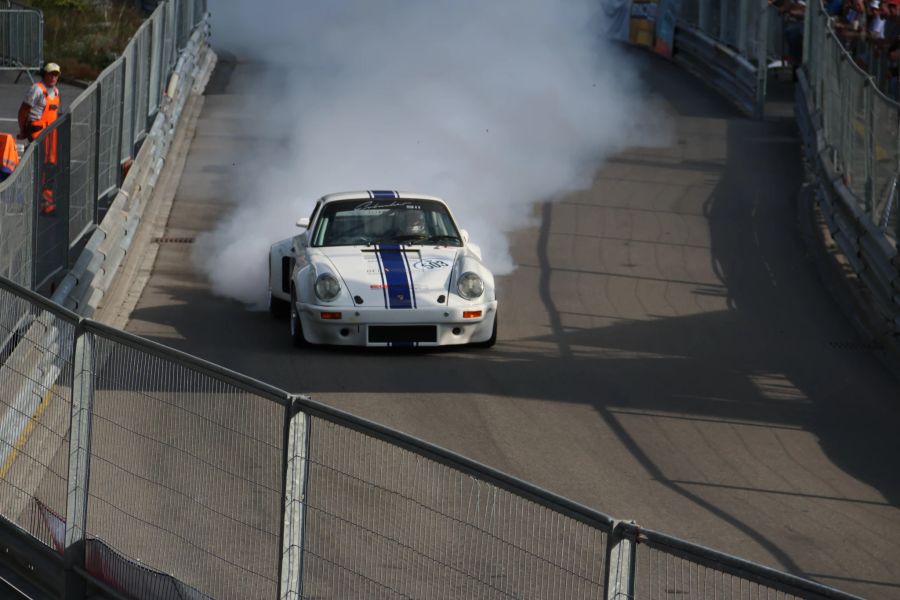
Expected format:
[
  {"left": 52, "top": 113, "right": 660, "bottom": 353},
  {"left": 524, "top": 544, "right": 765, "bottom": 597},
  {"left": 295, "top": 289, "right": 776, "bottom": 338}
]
[{"left": 268, "top": 191, "right": 498, "bottom": 348}]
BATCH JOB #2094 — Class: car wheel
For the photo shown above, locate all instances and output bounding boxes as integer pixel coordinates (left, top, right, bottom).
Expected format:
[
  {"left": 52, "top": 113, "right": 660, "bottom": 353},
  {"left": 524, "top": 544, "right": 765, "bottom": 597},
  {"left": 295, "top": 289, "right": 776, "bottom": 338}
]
[
  {"left": 472, "top": 311, "right": 497, "bottom": 348},
  {"left": 268, "top": 290, "right": 289, "bottom": 318},
  {"left": 290, "top": 290, "right": 309, "bottom": 347}
]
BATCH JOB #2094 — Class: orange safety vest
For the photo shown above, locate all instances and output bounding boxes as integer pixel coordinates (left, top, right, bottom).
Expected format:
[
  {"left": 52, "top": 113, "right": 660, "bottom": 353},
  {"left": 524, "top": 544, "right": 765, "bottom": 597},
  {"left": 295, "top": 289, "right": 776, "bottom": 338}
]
[
  {"left": 28, "top": 82, "right": 59, "bottom": 165},
  {"left": 0, "top": 133, "right": 19, "bottom": 179}
]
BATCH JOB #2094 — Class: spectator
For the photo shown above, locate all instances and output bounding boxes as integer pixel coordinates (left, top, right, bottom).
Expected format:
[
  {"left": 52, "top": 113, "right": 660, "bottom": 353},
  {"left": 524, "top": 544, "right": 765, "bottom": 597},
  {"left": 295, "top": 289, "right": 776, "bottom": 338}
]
[{"left": 773, "top": 0, "right": 844, "bottom": 66}]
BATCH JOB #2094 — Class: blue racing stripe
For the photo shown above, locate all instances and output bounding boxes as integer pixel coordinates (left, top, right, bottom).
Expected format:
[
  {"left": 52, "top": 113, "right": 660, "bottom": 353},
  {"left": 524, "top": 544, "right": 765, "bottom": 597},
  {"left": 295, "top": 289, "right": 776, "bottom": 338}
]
[
  {"left": 370, "top": 190, "right": 398, "bottom": 198},
  {"left": 378, "top": 244, "right": 413, "bottom": 309},
  {"left": 401, "top": 250, "right": 417, "bottom": 308}
]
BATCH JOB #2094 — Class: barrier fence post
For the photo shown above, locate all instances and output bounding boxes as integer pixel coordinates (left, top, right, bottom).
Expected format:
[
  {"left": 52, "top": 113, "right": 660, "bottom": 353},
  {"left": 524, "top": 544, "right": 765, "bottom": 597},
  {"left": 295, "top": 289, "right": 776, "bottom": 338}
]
[
  {"left": 864, "top": 80, "right": 875, "bottom": 217},
  {"left": 63, "top": 326, "right": 93, "bottom": 600},
  {"left": 605, "top": 521, "right": 637, "bottom": 600},
  {"left": 756, "top": 0, "right": 769, "bottom": 119},
  {"left": 698, "top": 0, "right": 711, "bottom": 34},
  {"left": 30, "top": 147, "right": 40, "bottom": 290},
  {"left": 279, "top": 400, "right": 310, "bottom": 600},
  {"left": 92, "top": 81, "right": 102, "bottom": 227}
]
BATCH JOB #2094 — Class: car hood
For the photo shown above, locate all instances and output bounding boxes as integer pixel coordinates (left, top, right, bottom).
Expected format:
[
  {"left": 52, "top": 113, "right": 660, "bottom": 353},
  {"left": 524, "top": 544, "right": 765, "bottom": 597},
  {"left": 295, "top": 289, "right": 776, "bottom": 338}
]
[{"left": 319, "top": 245, "right": 460, "bottom": 308}]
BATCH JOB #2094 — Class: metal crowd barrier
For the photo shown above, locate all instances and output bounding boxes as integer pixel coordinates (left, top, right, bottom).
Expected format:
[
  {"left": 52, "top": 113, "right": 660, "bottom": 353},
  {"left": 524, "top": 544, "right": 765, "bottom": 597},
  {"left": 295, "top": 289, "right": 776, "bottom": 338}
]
[
  {"left": 0, "top": 0, "right": 207, "bottom": 293},
  {"left": 0, "top": 3, "right": 42, "bottom": 71},
  {"left": 799, "top": 0, "right": 900, "bottom": 342},
  {"left": 676, "top": 0, "right": 781, "bottom": 118},
  {"left": 0, "top": 274, "right": 865, "bottom": 599}
]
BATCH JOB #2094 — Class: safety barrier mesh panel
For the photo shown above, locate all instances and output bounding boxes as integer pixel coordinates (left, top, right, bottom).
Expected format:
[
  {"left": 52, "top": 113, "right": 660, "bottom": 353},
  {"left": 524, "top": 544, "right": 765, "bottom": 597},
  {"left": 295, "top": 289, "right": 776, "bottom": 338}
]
[
  {"left": 0, "top": 9, "right": 42, "bottom": 70},
  {"left": 808, "top": 0, "right": 900, "bottom": 237},
  {"left": 84, "top": 331, "right": 284, "bottom": 600},
  {"left": 33, "top": 118, "right": 71, "bottom": 290},
  {"left": 133, "top": 24, "right": 152, "bottom": 141},
  {"left": 0, "top": 284, "right": 75, "bottom": 552},
  {"left": 821, "top": 31, "right": 843, "bottom": 168},
  {"left": 97, "top": 60, "right": 125, "bottom": 203},
  {"left": 177, "top": 0, "right": 191, "bottom": 51},
  {"left": 300, "top": 415, "right": 610, "bottom": 599},
  {"left": 149, "top": 10, "right": 164, "bottom": 116},
  {"left": 806, "top": 7, "right": 822, "bottom": 106},
  {"left": 873, "top": 90, "right": 900, "bottom": 241},
  {"left": 196, "top": 0, "right": 208, "bottom": 26},
  {"left": 632, "top": 538, "right": 839, "bottom": 600},
  {"left": 162, "top": 0, "right": 177, "bottom": 77},
  {"left": 680, "top": 0, "right": 700, "bottom": 26},
  {"left": 121, "top": 40, "right": 135, "bottom": 163},
  {"left": 0, "top": 155, "right": 35, "bottom": 288},
  {"left": 69, "top": 89, "right": 98, "bottom": 245},
  {"left": 842, "top": 60, "right": 869, "bottom": 201}
]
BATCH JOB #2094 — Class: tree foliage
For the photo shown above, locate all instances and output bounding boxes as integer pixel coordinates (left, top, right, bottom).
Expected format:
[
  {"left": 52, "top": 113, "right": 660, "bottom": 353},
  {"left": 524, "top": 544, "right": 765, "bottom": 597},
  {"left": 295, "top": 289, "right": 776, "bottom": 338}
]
[{"left": 17, "top": 0, "right": 146, "bottom": 80}]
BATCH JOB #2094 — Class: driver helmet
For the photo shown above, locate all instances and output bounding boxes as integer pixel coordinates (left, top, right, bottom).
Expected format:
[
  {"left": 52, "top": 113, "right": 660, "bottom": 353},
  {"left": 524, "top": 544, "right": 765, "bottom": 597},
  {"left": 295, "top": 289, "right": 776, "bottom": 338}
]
[{"left": 396, "top": 209, "right": 426, "bottom": 235}]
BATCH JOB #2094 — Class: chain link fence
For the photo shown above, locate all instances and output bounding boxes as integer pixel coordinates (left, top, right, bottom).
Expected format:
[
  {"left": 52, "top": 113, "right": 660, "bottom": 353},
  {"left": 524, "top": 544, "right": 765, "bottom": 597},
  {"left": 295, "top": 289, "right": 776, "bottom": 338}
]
[
  {"left": 805, "top": 0, "right": 899, "bottom": 243},
  {"left": 0, "top": 0, "right": 207, "bottom": 292}
]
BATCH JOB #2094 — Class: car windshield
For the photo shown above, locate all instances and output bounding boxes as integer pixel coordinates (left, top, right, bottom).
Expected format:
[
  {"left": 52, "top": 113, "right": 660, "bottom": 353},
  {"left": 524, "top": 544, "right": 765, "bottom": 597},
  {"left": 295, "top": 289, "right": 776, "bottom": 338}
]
[{"left": 310, "top": 199, "right": 463, "bottom": 247}]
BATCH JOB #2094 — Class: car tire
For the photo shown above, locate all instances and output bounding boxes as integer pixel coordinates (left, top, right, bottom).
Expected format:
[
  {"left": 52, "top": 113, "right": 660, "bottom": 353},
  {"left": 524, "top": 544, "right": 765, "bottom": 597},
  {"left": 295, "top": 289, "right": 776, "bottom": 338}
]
[
  {"left": 269, "top": 291, "right": 290, "bottom": 318},
  {"left": 472, "top": 311, "right": 497, "bottom": 348},
  {"left": 290, "top": 290, "right": 309, "bottom": 347}
]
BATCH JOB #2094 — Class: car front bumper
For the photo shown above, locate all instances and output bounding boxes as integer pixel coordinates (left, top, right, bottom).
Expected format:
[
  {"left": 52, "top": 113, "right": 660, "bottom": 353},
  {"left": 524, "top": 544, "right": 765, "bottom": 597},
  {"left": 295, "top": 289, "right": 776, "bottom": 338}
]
[{"left": 297, "top": 301, "right": 498, "bottom": 346}]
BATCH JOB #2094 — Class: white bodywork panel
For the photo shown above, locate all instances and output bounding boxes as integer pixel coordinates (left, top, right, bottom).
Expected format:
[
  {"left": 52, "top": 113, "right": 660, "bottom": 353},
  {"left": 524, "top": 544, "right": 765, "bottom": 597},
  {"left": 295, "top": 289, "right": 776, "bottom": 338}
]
[{"left": 268, "top": 191, "right": 497, "bottom": 347}]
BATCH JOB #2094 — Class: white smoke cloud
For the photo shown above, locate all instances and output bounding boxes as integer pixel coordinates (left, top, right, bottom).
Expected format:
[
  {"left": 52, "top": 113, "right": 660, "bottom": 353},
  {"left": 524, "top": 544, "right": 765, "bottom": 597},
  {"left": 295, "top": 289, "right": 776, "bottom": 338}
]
[{"left": 197, "top": 0, "right": 669, "bottom": 307}]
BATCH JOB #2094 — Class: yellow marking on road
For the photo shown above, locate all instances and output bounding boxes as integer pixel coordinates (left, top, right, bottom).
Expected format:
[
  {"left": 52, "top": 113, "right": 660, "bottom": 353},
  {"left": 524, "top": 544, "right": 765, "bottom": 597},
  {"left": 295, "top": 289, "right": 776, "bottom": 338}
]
[{"left": 0, "top": 386, "right": 53, "bottom": 480}]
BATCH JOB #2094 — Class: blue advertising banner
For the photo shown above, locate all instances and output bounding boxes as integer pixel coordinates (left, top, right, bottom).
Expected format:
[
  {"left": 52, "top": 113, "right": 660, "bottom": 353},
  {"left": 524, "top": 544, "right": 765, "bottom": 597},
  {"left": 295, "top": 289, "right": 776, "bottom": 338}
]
[{"left": 654, "top": 0, "right": 680, "bottom": 58}]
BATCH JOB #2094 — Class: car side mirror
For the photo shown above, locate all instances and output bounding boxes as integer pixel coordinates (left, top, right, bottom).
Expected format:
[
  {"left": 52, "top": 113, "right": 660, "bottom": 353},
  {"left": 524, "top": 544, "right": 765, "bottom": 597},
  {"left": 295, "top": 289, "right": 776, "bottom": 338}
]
[
  {"left": 460, "top": 229, "right": 469, "bottom": 244},
  {"left": 296, "top": 217, "right": 310, "bottom": 229}
]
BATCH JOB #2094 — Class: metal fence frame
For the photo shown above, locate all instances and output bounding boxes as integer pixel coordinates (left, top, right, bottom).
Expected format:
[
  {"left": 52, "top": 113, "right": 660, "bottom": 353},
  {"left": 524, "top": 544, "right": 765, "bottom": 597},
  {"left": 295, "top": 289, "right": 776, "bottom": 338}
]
[
  {"left": 0, "top": 5, "right": 42, "bottom": 71},
  {"left": 804, "top": 0, "right": 900, "bottom": 243},
  {"left": 676, "top": 0, "right": 780, "bottom": 118},
  {"left": 0, "top": 0, "right": 207, "bottom": 293},
  {"left": 0, "top": 273, "right": 865, "bottom": 600}
]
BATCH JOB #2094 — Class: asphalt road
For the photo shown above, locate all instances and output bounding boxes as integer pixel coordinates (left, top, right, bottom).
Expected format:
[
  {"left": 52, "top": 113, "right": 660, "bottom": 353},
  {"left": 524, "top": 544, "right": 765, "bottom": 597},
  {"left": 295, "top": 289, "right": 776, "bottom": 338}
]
[{"left": 123, "top": 48, "right": 900, "bottom": 599}]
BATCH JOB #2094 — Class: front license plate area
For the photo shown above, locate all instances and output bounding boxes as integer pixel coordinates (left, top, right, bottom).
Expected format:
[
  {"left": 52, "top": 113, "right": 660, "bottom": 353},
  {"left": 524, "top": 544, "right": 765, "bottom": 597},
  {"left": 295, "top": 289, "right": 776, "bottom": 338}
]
[{"left": 368, "top": 325, "right": 437, "bottom": 344}]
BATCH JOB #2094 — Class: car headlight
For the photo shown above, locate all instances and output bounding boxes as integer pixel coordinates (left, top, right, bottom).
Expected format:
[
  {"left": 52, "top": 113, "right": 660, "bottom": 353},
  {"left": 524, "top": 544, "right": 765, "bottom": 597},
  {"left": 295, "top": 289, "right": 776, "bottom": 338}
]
[
  {"left": 315, "top": 273, "right": 341, "bottom": 302},
  {"left": 457, "top": 272, "right": 484, "bottom": 300}
]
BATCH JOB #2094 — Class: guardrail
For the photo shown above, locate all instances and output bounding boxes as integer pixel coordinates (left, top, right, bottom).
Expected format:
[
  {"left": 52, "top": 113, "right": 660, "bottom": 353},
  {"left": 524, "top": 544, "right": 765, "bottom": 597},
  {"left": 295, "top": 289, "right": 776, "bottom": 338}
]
[
  {"left": 798, "top": 0, "right": 900, "bottom": 344},
  {"left": 0, "top": 0, "right": 207, "bottom": 294},
  {"left": 0, "top": 273, "right": 863, "bottom": 600},
  {"left": 0, "top": 5, "right": 41, "bottom": 71}
]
